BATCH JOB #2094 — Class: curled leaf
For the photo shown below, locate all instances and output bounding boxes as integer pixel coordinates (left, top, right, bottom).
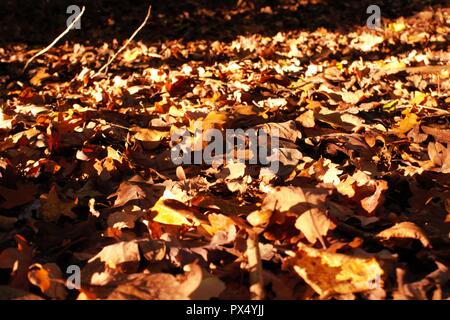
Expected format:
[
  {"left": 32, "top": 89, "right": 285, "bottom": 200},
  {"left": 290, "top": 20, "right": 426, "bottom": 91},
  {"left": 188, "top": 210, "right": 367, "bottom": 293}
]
[{"left": 376, "top": 222, "right": 431, "bottom": 248}]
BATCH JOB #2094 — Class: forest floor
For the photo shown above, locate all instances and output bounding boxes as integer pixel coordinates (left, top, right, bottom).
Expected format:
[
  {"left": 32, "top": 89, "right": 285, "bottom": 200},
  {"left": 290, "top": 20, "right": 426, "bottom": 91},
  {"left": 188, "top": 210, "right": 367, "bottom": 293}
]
[{"left": 0, "top": 0, "right": 449, "bottom": 300}]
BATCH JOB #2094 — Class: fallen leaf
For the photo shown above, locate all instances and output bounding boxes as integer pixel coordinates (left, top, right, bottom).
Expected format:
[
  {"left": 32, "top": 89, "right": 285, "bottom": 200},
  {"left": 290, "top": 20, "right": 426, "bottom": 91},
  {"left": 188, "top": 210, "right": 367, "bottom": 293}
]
[
  {"left": 376, "top": 222, "right": 431, "bottom": 248},
  {"left": 286, "top": 244, "right": 384, "bottom": 297},
  {"left": 27, "top": 263, "right": 67, "bottom": 299},
  {"left": 105, "top": 263, "right": 202, "bottom": 300},
  {"left": 360, "top": 180, "right": 388, "bottom": 214},
  {"left": 89, "top": 240, "right": 140, "bottom": 269},
  {"left": 41, "top": 185, "right": 76, "bottom": 222},
  {"left": 0, "top": 184, "right": 37, "bottom": 209}
]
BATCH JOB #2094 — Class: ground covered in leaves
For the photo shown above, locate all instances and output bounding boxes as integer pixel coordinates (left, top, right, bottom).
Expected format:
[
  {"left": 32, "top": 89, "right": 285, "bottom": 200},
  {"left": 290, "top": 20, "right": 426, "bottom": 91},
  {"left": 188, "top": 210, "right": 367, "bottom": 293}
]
[{"left": 0, "top": 1, "right": 449, "bottom": 300}]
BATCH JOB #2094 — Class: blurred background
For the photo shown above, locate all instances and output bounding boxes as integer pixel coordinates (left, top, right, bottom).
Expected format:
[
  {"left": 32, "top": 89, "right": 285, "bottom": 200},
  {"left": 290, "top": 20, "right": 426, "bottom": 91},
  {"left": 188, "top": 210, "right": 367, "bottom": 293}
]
[{"left": 1, "top": 0, "right": 447, "bottom": 44}]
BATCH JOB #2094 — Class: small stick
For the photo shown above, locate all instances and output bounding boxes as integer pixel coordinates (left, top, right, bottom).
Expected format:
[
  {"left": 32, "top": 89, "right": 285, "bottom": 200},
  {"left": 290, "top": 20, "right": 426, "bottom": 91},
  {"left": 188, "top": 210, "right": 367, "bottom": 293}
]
[
  {"left": 94, "top": 5, "right": 152, "bottom": 77},
  {"left": 23, "top": 6, "right": 85, "bottom": 72},
  {"left": 246, "top": 231, "right": 265, "bottom": 300},
  {"left": 396, "top": 104, "right": 450, "bottom": 115}
]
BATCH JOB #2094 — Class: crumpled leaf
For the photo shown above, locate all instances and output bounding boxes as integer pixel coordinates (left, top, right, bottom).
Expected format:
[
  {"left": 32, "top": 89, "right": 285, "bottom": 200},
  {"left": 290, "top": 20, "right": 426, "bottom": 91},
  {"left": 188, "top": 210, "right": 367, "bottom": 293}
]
[{"left": 256, "top": 120, "right": 301, "bottom": 142}]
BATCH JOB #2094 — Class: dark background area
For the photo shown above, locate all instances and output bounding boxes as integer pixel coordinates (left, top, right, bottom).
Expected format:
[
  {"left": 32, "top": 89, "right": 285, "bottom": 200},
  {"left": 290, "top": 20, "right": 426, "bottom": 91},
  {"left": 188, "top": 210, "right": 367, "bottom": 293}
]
[{"left": 0, "top": 0, "right": 448, "bottom": 45}]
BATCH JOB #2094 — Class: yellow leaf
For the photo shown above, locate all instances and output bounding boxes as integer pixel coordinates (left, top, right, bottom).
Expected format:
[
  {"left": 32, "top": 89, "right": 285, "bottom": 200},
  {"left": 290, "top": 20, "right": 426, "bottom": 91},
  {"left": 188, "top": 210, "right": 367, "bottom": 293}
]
[
  {"left": 122, "top": 48, "right": 142, "bottom": 63},
  {"left": 247, "top": 210, "right": 273, "bottom": 228},
  {"left": 202, "top": 213, "right": 235, "bottom": 235},
  {"left": 131, "top": 127, "right": 169, "bottom": 150},
  {"left": 392, "top": 109, "right": 419, "bottom": 134},
  {"left": 30, "top": 68, "right": 51, "bottom": 86},
  {"left": 131, "top": 127, "right": 169, "bottom": 141},
  {"left": 286, "top": 244, "right": 384, "bottom": 297},
  {"left": 295, "top": 110, "right": 315, "bottom": 128},
  {"left": 411, "top": 91, "right": 427, "bottom": 105},
  {"left": 389, "top": 20, "right": 406, "bottom": 32},
  {"left": 151, "top": 198, "right": 194, "bottom": 226}
]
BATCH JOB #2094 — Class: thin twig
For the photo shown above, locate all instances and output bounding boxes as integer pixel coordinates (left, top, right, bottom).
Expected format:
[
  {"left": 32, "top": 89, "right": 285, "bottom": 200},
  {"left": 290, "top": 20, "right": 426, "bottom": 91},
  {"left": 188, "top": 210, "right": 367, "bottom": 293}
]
[
  {"left": 246, "top": 231, "right": 265, "bottom": 300},
  {"left": 94, "top": 5, "right": 152, "bottom": 77},
  {"left": 397, "top": 104, "right": 450, "bottom": 115},
  {"left": 23, "top": 6, "right": 85, "bottom": 72}
]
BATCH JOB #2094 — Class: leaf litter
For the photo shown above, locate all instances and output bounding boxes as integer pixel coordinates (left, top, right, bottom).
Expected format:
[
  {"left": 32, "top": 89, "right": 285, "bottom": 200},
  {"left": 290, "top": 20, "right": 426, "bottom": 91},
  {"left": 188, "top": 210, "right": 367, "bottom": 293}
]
[{"left": 0, "top": 1, "right": 449, "bottom": 300}]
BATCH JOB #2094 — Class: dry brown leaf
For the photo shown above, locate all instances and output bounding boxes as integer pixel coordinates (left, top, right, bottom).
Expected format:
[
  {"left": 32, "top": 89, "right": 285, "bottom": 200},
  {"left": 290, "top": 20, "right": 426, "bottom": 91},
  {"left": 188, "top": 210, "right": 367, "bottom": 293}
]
[
  {"left": 189, "top": 274, "right": 226, "bottom": 300},
  {"left": 131, "top": 127, "right": 169, "bottom": 150},
  {"left": 0, "top": 184, "right": 37, "bottom": 210},
  {"left": 0, "top": 248, "right": 19, "bottom": 269},
  {"left": 0, "top": 286, "right": 44, "bottom": 300},
  {"left": 261, "top": 186, "right": 334, "bottom": 246},
  {"left": 360, "top": 180, "right": 388, "bottom": 214},
  {"left": 89, "top": 241, "right": 140, "bottom": 270},
  {"left": 106, "top": 263, "right": 202, "bottom": 300},
  {"left": 107, "top": 211, "right": 140, "bottom": 230},
  {"left": 41, "top": 185, "right": 76, "bottom": 222},
  {"left": 296, "top": 110, "right": 315, "bottom": 128},
  {"left": 255, "top": 120, "right": 301, "bottom": 142},
  {"left": 376, "top": 222, "right": 431, "bottom": 248},
  {"left": 427, "top": 142, "right": 450, "bottom": 173},
  {"left": 0, "top": 215, "right": 17, "bottom": 230},
  {"left": 202, "top": 213, "right": 236, "bottom": 235},
  {"left": 421, "top": 125, "right": 450, "bottom": 144}
]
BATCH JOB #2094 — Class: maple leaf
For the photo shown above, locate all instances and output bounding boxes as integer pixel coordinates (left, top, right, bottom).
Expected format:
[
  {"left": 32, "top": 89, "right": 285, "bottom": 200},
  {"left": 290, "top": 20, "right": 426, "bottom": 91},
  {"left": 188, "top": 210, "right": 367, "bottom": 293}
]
[{"left": 40, "top": 185, "right": 76, "bottom": 222}]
